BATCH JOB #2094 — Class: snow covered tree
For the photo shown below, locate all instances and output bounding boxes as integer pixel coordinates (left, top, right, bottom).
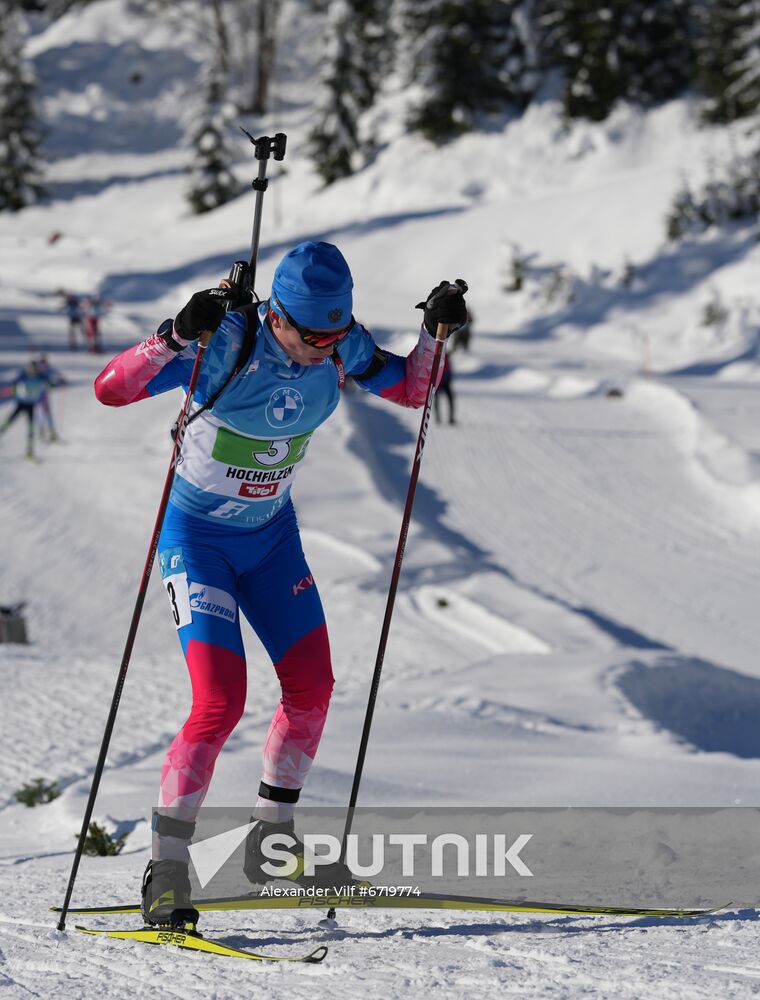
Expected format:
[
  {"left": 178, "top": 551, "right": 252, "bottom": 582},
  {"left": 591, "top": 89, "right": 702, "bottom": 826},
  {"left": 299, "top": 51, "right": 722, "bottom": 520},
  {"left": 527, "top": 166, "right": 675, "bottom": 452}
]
[
  {"left": 666, "top": 184, "right": 701, "bottom": 240},
  {"left": 666, "top": 152, "right": 760, "bottom": 240},
  {"left": 186, "top": 69, "right": 240, "bottom": 214},
  {"left": 219, "top": 0, "right": 281, "bottom": 115},
  {"left": 697, "top": 0, "right": 760, "bottom": 122},
  {"left": 250, "top": 0, "right": 279, "bottom": 114},
  {"left": 19, "top": 1, "right": 95, "bottom": 12},
  {"left": 308, "top": 0, "right": 393, "bottom": 185},
  {"left": 144, "top": 1, "right": 282, "bottom": 117},
  {"left": 0, "top": 3, "right": 45, "bottom": 212},
  {"left": 619, "top": 1, "right": 695, "bottom": 108},
  {"left": 400, "top": 0, "right": 536, "bottom": 143},
  {"left": 538, "top": 0, "right": 695, "bottom": 121},
  {"left": 538, "top": 0, "right": 622, "bottom": 120},
  {"left": 734, "top": 3, "right": 760, "bottom": 115}
]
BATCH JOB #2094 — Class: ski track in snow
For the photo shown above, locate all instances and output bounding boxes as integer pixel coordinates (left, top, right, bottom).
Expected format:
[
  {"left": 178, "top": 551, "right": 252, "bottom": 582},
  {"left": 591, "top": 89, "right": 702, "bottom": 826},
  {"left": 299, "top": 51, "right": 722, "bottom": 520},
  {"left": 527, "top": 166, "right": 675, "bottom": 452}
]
[
  {"left": 0, "top": 906, "right": 759, "bottom": 1000},
  {"left": 403, "top": 584, "right": 552, "bottom": 655},
  {"left": 299, "top": 528, "right": 383, "bottom": 574}
]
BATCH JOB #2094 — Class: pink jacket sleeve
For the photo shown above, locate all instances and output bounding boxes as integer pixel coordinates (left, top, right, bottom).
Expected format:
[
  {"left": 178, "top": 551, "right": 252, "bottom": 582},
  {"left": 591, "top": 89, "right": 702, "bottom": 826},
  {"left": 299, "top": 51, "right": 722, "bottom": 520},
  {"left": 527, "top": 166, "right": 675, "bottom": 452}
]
[
  {"left": 378, "top": 327, "right": 446, "bottom": 409},
  {"left": 94, "top": 333, "right": 180, "bottom": 407}
]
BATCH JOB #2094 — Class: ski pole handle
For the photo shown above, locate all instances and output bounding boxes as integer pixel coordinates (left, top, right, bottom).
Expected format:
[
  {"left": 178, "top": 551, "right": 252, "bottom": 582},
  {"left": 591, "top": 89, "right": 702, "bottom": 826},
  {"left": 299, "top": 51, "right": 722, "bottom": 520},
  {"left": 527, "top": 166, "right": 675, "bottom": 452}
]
[
  {"left": 239, "top": 131, "right": 288, "bottom": 294},
  {"left": 220, "top": 263, "right": 253, "bottom": 308},
  {"left": 424, "top": 280, "right": 467, "bottom": 342}
]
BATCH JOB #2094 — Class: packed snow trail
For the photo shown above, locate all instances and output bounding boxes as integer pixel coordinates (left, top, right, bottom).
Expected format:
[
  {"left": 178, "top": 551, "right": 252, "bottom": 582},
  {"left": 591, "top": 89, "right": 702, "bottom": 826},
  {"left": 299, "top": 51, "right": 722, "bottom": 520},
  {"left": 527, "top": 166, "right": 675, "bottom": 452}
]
[{"left": 3, "top": 1, "right": 760, "bottom": 996}]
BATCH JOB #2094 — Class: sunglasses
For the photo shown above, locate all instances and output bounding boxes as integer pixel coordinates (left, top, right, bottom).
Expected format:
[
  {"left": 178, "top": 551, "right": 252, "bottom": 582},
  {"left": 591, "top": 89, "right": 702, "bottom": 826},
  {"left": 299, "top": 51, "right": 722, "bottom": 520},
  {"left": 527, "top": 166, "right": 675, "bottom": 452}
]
[{"left": 271, "top": 292, "right": 354, "bottom": 348}]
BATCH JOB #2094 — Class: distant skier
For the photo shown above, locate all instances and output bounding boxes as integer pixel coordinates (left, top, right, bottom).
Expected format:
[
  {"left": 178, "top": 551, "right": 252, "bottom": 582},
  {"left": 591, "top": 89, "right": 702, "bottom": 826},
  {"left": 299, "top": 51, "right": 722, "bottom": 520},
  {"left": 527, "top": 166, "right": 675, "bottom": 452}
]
[
  {"left": 0, "top": 360, "right": 48, "bottom": 460},
  {"left": 63, "top": 292, "right": 83, "bottom": 349},
  {"left": 84, "top": 296, "right": 107, "bottom": 353},
  {"left": 433, "top": 351, "right": 456, "bottom": 425},
  {"left": 35, "top": 354, "right": 66, "bottom": 442},
  {"left": 94, "top": 240, "right": 468, "bottom": 927},
  {"left": 455, "top": 307, "right": 473, "bottom": 351}
]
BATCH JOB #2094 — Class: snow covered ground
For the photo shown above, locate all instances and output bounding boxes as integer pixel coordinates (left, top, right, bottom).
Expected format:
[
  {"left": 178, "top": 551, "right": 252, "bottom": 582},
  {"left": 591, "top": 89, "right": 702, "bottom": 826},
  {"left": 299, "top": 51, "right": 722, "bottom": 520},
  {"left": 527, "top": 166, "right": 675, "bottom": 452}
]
[{"left": 3, "top": 1, "right": 760, "bottom": 996}]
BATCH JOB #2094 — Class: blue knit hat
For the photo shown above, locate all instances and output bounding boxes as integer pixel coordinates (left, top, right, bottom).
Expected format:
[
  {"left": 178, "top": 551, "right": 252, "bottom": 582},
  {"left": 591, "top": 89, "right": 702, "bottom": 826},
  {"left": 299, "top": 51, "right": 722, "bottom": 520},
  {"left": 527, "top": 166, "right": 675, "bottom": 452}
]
[{"left": 271, "top": 241, "right": 353, "bottom": 330}]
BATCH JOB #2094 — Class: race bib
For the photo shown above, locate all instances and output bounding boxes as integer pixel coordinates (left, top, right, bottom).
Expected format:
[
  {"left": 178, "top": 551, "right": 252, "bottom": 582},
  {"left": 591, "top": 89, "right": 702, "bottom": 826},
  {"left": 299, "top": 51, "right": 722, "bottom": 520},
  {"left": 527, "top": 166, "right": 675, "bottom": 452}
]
[{"left": 158, "top": 547, "right": 191, "bottom": 629}]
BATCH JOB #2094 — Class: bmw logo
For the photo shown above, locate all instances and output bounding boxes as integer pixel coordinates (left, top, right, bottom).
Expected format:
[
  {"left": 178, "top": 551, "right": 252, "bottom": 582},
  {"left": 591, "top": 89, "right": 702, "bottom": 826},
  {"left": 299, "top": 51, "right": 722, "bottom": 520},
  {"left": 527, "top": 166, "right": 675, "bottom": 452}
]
[{"left": 265, "top": 387, "right": 305, "bottom": 429}]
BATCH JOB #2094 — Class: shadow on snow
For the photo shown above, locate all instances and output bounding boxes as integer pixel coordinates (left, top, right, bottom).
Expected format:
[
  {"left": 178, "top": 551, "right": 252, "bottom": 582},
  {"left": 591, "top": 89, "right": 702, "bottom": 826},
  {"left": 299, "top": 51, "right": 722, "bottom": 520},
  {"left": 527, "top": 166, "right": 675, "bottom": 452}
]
[
  {"left": 617, "top": 655, "right": 760, "bottom": 759},
  {"left": 98, "top": 207, "right": 467, "bottom": 303},
  {"left": 34, "top": 41, "right": 195, "bottom": 158},
  {"left": 345, "top": 391, "right": 671, "bottom": 653},
  {"left": 507, "top": 227, "right": 758, "bottom": 344}
]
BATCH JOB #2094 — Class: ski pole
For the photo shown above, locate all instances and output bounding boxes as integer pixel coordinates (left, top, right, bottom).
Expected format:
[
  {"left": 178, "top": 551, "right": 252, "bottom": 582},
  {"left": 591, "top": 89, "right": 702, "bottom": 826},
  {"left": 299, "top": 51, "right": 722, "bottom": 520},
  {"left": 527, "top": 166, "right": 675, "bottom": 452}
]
[
  {"left": 57, "top": 132, "right": 287, "bottom": 932},
  {"left": 238, "top": 130, "right": 287, "bottom": 296},
  {"left": 57, "top": 332, "right": 212, "bottom": 932},
  {"left": 328, "top": 282, "right": 466, "bottom": 920}
]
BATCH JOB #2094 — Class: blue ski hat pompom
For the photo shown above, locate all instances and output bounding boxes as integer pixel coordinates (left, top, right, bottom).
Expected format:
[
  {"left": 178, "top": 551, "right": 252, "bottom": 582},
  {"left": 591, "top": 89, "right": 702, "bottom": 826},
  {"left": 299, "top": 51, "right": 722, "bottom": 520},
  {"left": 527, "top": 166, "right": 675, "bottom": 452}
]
[{"left": 271, "top": 241, "right": 353, "bottom": 330}]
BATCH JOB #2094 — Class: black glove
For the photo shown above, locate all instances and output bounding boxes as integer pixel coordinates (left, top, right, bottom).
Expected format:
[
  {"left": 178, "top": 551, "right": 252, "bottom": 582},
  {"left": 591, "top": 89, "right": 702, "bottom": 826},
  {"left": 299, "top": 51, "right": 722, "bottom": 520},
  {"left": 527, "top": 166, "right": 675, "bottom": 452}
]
[
  {"left": 174, "top": 287, "right": 233, "bottom": 341},
  {"left": 415, "top": 279, "right": 468, "bottom": 337}
]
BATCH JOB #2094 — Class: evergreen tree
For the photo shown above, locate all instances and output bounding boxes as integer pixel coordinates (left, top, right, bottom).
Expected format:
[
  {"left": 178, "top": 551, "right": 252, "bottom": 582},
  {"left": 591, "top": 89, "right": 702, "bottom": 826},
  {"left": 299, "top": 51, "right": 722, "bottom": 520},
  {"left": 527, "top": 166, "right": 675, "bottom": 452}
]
[
  {"left": 666, "top": 151, "right": 760, "bottom": 240},
  {"left": 186, "top": 69, "right": 240, "bottom": 214},
  {"left": 0, "top": 3, "right": 45, "bottom": 212},
  {"left": 620, "top": 0, "right": 695, "bottom": 108},
  {"left": 538, "top": 0, "right": 622, "bottom": 120},
  {"left": 400, "top": 0, "right": 535, "bottom": 143},
  {"left": 698, "top": 0, "right": 760, "bottom": 122},
  {"left": 251, "top": 0, "right": 279, "bottom": 115},
  {"left": 308, "top": 0, "right": 393, "bottom": 185},
  {"left": 219, "top": 0, "right": 282, "bottom": 116},
  {"left": 731, "top": 2, "right": 760, "bottom": 116},
  {"left": 539, "top": 0, "right": 695, "bottom": 121}
]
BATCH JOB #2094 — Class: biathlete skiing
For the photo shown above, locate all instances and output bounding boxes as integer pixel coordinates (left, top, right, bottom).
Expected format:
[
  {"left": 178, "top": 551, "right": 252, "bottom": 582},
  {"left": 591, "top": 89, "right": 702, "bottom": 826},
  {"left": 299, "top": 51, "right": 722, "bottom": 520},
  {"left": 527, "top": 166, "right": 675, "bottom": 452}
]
[
  {"left": 0, "top": 359, "right": 53, "bottom": 460},
  {"left": 94, "top": 239, "right": 468, "bottom": 928}
]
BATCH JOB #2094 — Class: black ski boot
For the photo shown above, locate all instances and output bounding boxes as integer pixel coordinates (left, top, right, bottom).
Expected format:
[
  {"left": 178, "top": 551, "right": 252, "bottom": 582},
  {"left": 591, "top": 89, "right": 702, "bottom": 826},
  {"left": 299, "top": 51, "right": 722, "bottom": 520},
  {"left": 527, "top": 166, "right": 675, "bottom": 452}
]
[
  {"left": 244, "top": 818, "right": 355, "bottom": 891},
  {"left": 141, "top": 859, "right": 199, "bottom": 928}
]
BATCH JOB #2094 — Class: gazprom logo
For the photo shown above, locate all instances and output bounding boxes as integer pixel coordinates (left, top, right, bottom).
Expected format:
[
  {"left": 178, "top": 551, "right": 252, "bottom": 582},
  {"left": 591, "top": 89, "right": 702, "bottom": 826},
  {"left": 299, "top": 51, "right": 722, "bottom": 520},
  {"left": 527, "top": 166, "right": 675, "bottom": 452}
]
[
  {"left": 188, "top": 583, "right": 237, "bottom": 622},
  {"left": 265, "top": 387, "right": 304, "bottom": 429}
]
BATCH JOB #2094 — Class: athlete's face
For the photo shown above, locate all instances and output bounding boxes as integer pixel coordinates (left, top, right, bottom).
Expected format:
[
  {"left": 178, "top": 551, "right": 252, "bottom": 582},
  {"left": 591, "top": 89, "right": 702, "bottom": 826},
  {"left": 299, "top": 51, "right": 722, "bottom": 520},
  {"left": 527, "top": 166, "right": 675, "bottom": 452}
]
[{"left": 268, "top": 309, "right": 337, "bottom": 366}]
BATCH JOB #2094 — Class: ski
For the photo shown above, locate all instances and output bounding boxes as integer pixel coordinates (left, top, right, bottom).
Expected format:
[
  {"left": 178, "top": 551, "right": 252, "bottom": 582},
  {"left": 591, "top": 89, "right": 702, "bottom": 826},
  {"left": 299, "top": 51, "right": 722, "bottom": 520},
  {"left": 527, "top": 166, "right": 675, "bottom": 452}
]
[
  {"left": 74, "top": 924, "right": 328, "bottom": 963},
  {"left": 53, "top": 891, "right": 720, "bottom": 920}
]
